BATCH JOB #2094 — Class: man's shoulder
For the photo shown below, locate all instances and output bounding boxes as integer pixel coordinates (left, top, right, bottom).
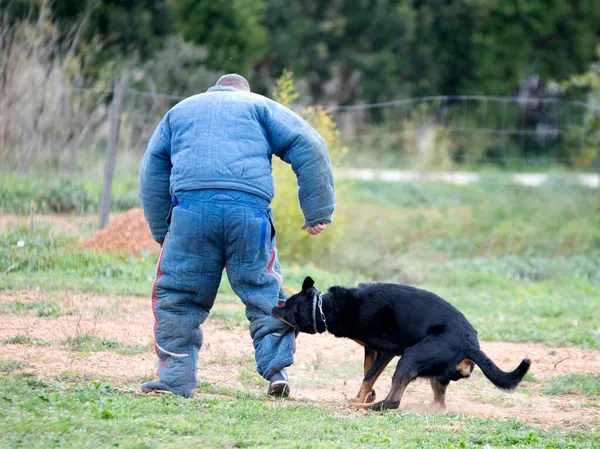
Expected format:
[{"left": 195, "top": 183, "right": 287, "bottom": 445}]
[{"left": 171, "top": 91, "right": 278, "bottom": 109}]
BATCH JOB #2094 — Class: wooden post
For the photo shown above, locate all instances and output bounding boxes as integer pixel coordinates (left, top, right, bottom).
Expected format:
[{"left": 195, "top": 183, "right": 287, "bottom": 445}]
[
  {"left": 99, "top": 75, "right": 127, "bottom": 229},
  {"left": 29, "top": 200, "right": 35, "bottom": 234}
]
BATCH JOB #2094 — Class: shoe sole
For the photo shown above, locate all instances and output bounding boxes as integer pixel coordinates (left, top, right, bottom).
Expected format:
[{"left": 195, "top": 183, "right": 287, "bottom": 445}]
[
  {"left": 268, "top": 381, "right": 290, "bottom": 398},
  {"left": 141, "top": 388, "right": 194, "bottom": 398},
  {"left": 141, "top": 387, "right": 173, "bottom": 395}
]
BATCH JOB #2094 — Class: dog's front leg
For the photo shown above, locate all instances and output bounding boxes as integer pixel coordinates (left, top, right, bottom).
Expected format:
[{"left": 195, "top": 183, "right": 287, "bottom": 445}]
[
  {"left": 351, "top": 347, "right": 378, "bottom": 403},
  {"left": 352, "top": 350, "right": 395, "bottom": 406}
]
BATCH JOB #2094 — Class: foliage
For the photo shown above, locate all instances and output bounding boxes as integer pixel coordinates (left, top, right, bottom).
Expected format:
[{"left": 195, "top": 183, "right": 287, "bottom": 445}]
[
  {"left": 0, "top": 0, "right": 171, "bottom": 82},
  {"left": 136, "top": 35, "right": 220, "bottom": 98},
  {"left": 562, "top": 46, "right": 600, "bottom": 169},
  {"left": 260, "top": 0, "right": 600, "bottom": 105},
  {"left": 172, "top": 0, "right": 268, "bottom": 73},
  {"left": 271, "top": 71, "right": 348, "bottom": 262},
  {"left": 0, "top": 174, "right": 138, "bottom": 214},
  {"left": 4, "top": 0, "right": 599, "bottom": 106},
  {"left": 0, "top": 6, "right": 109, "bottom": 170}
]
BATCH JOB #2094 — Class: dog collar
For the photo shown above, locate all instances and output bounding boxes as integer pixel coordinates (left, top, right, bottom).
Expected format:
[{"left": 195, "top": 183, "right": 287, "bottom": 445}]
[{"left": 312, "top": 291, "right": 327, "bottom": 333}]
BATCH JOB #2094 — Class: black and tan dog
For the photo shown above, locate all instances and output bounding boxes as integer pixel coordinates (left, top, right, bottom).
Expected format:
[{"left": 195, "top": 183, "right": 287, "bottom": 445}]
[{"left": 272, "top": 277, "right": 531, "bottom": 411}]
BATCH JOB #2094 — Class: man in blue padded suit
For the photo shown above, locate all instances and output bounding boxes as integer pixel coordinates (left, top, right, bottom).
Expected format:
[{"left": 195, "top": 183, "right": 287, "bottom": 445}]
[{"left": 139, "top": 74, "right": 335, "bottom": 398}]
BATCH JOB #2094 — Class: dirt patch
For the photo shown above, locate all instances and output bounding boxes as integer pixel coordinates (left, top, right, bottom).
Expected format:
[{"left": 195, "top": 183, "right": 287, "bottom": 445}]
[
  {"left": 81, "top": 208, "right": 159, "bottom": 254},
  {"left": 1, "top": 291, "right": 599, "bottom": 430}
]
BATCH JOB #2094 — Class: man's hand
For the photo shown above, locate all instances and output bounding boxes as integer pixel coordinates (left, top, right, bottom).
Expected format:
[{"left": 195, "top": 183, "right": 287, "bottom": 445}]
[{"left": 301, "top": 223, "right": 327, "bottom": 235}]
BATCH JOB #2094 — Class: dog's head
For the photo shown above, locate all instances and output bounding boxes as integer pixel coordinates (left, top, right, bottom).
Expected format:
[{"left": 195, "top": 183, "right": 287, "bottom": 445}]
[{"left": 272, "top": 276, "right": 320, "bottom": 334}]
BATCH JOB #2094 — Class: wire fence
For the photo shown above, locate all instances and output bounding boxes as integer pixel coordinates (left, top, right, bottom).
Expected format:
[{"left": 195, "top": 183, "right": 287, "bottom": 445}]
[
  {"left": 328, "top": 95, "right": 600, "bottom": 170},
  {"left": 1, "top": 82, "right": 599, "bottom": 174}
]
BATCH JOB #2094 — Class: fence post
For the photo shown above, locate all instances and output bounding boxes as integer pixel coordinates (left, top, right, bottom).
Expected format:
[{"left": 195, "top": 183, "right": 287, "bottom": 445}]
[{"left": 99, "top": 75, "right": 127, "bottom": 230}]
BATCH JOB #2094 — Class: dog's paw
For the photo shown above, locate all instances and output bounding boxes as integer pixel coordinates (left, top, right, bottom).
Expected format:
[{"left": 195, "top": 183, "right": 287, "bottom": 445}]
[
  {"left": 350, "top": 389, "right": 376, "bottom": 404},
  {"left": 367, "top": 389, "right": 376, "bottom": 403},
  {"left": 368, "top": 400, "right": 400, "bottom": 411}
]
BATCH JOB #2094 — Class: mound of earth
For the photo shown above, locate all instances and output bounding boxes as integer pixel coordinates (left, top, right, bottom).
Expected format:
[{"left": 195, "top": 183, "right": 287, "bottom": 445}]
[{"left": 82, "top": 208, "right": 159, "bottom": 254}]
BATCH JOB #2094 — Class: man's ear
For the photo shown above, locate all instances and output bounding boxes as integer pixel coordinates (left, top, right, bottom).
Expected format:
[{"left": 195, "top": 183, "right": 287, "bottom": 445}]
[{"left": 302, "top": 276, "right": 315, "bottom": 291}]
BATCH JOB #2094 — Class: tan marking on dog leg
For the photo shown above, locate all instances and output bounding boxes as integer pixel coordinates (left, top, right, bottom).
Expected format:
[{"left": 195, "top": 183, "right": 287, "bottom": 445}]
[
  {"left": 456, "top": 359, "right": 474, "bottom": 377},
  {"left": 354, "top": 348, "right": 378, "bottom": 402},
  {"left": 352, "top": 382, "right": 376, "bottom": 404},
  {"left": 363, "top": 349, "right": 377, "bottom": 376},
  {"left": 361, "top": 378, "right": 411, "bottom": 410},
  {"left": 429, "top": 378, "right": 447, "bottom": 410},
  {"left": 351, "top": 352, "right": 392, "bottom": 405}
]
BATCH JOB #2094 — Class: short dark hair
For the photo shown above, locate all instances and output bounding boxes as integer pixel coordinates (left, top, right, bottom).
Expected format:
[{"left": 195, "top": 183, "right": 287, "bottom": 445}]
[{"left": 215, "top": 74, "right": 251, "bottom": 92}]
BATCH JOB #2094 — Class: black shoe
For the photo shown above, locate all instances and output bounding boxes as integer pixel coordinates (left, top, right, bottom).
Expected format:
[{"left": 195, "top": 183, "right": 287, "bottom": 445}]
[
  {"left": 268, "top": 369, "right": 290, "bottom": 397},
  {"left": 141, "top": 380, "right": 194, "bottom": 398}
]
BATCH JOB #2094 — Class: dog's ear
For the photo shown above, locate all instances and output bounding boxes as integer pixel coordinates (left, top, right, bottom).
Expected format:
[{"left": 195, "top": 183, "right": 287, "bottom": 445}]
[{"left": 302, "top": 276, "right": 315, "bottom": 291}]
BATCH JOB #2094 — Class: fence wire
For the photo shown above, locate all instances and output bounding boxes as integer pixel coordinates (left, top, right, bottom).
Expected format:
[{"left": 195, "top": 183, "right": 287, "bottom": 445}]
[{"left": 1, "top": 86, "right": 598, "bottom": 173}]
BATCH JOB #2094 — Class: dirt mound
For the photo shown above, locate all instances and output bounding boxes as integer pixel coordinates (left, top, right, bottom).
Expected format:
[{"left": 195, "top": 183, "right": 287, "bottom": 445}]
[{"left": 82, "top": 208, "right": 159, "bottom": 254}]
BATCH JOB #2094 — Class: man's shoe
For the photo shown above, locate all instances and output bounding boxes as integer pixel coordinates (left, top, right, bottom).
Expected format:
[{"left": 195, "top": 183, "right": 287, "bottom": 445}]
[
  {"left": 268, "top": 369, "right": 290, "bottom": 397},
  {"left": 141, "top": 380, "right": 194, "bottom": 398}
]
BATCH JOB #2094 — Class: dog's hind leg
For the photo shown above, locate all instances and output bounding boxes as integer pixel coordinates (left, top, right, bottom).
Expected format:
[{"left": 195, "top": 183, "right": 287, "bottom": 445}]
[
  {"left": 368, "top": 336, "right": 447, "bottom": 411},
  {"left": 352, "top": 350, "right": 395, "bottom": 404},
  {"left": 429, "top": 377, "right": 449, "bottom": 410}
]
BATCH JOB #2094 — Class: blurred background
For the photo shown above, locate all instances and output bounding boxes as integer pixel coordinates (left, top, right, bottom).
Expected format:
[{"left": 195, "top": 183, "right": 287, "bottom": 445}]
[{"left": 0, "top": 0, "right": 599, "bottom": 347}]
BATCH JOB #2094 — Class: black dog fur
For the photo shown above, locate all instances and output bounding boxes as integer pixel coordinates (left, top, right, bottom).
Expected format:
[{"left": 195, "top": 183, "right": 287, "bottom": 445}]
[{"left": 272, "top": 277, "right": 531, "bottom": 411}]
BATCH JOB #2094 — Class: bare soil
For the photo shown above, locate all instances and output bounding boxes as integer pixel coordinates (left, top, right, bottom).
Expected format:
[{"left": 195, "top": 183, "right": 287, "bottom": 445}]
[
  {"left": 82, "top": 208, "right": 159, "bottom": 254},
  {"left": 1, "top": 291, "right": 598, "bottom": 430}
]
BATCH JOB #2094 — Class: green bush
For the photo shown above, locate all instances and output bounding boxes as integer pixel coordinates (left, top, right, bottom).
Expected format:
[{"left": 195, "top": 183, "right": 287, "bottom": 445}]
[
  {"left": 270, "top": 71, "right": 349, "bottom": 262},
  {"left": 0, "top": 174, "right": 139, "bottom": 214}
]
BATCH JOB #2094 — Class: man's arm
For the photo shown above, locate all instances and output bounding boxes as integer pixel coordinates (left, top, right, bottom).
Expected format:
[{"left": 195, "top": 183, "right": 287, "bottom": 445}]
[
  {"left": 139, "top": 115, "right": 173, "bottom": 245},
  {"left": 266, "top": 102, "right": 336, "bottom": 229}
]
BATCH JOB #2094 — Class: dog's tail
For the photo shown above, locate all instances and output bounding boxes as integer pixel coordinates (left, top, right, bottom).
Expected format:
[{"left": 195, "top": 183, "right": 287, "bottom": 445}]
[{"left": 467, "top": 347, "right": 530, "bottom": 391}]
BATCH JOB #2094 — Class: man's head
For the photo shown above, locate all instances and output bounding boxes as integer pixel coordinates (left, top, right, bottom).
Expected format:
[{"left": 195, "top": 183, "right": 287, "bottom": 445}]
[{"left": 215, "top": 74, "right": 251, "bottom": 92}]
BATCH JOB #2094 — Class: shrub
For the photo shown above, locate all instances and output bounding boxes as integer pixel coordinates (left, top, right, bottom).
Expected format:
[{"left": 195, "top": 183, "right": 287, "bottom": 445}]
[
  {"left": 270, "top": 71, "right": 348, "bottom": 262},
  {"left": 0, "top": 176, "right": 98, "bottom": 214}
]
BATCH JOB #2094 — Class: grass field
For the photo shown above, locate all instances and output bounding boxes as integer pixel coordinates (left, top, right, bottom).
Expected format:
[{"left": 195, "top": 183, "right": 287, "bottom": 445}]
[
  {"left": 1, "top": 376, "right": 598, "bottom": 449},
  {"left": 1, "top": 176, "right": 599, "bottom": 448}
]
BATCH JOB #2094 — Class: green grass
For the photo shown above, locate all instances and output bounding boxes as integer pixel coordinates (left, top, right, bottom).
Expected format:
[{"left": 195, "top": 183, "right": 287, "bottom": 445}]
[
  {"left": 336, "top": 179, "right": 600, "bottom": 276},
  {"left": 0, "top": 360, "right": 29, "bottom": 373},
  {"left": 0, "top": 299, "right": 64, "bottom": 318},
  {"left": 63, "top": 332, "right": 148, "bottom": 356},
  {"left": 0, "top": 376, "right": 598, "bottom": 449},
  {"left": 544, "top": 374, "right": 600, "bottom": 397},
  {"left": 209, "top": 309, "right": 249, "bottom": 329},
  {"left": 0, "top": 227, "right": 159, "bottom": 296},
  {"left": 522, "top": 373, "right": 540, "bottom": 384},
  {"left": 3, "top": 335, "right": 53, "bottom": 346},
  {"left": 424, "top": 276, "right": 600, "bottom": 349},
  {"left": 0, "top": 172, "right": 138, "bottom": 214}
]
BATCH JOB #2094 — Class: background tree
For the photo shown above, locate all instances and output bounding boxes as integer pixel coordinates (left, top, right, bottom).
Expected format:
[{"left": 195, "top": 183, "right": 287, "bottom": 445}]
[{"left": 172, "top": 0, "right": 268, "bottom": 74}]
